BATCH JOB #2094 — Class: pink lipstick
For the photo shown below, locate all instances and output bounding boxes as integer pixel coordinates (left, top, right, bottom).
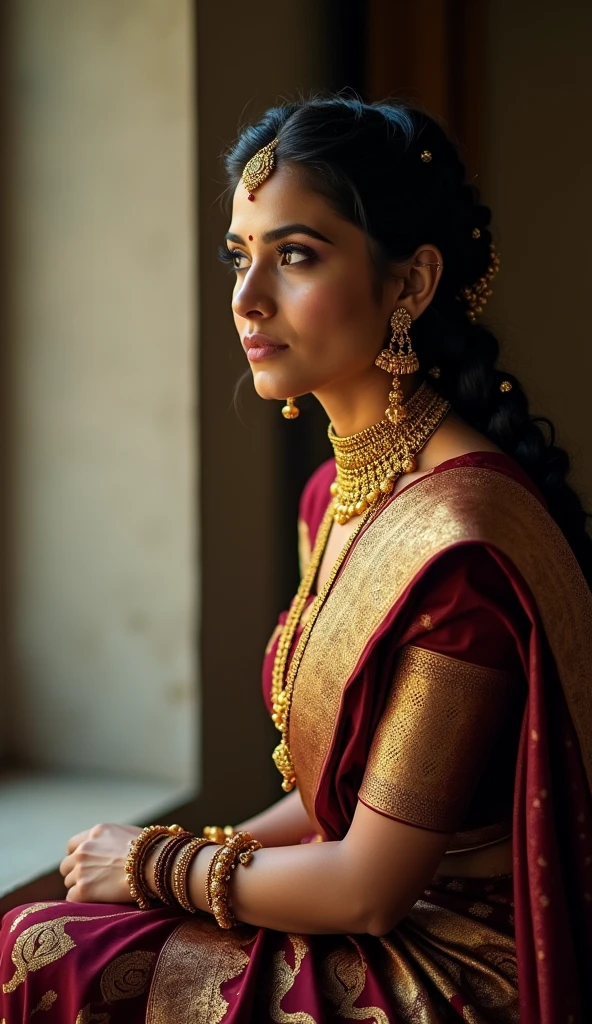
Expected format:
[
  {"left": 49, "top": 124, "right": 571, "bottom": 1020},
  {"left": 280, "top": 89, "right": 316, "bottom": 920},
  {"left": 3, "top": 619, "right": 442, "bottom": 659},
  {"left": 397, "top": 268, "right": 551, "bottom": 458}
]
[{"left": 243, "top": 333, "right": 289, "bottom": 362}]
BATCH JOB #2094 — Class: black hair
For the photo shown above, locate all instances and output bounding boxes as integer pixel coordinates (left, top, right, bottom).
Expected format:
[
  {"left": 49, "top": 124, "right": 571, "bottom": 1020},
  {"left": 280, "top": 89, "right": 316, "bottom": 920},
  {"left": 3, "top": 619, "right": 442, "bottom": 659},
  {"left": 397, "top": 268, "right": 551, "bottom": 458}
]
[{"left": 224, "top": 96, "right": 592, "bottom": 586}]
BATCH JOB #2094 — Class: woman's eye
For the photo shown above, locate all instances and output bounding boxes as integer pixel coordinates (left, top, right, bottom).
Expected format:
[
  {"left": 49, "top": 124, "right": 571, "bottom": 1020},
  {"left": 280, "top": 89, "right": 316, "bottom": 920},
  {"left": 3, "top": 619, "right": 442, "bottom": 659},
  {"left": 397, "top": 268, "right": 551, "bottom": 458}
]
[
  {"left": 218, "top": 242, "right": 316, "bottom": 273},
  {"left": 231, "top": 252, "right": 249, "bottom": 271},
  {"left": 277, "top": 244, "right": 316, "bottom": 267},
  {"left": 279, "top": 249, "right": 308, "bottom": 266}
]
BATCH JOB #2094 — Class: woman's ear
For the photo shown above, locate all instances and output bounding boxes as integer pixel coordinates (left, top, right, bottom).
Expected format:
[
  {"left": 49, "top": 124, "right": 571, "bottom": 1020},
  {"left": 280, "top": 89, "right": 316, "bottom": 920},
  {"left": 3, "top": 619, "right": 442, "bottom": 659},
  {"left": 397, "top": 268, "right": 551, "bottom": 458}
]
[{"left": 397, "top": 245, "right": 443, "bottom": 319}]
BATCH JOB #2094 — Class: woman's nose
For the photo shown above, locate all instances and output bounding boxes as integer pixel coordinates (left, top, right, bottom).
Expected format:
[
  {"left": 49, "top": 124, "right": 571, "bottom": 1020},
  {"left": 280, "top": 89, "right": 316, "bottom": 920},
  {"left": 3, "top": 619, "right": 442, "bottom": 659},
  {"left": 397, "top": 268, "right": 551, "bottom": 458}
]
[{"left": 231, "top": 267, "right": 277, "bottom": 322}]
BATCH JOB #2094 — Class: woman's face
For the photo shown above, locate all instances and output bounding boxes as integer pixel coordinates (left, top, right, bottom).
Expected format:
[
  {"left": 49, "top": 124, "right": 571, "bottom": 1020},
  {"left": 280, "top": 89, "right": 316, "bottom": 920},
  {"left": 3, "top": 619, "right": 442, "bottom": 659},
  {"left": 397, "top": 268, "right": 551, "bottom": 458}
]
[{"left": 224, "top": 163, "right": 401, "bottom": 403}]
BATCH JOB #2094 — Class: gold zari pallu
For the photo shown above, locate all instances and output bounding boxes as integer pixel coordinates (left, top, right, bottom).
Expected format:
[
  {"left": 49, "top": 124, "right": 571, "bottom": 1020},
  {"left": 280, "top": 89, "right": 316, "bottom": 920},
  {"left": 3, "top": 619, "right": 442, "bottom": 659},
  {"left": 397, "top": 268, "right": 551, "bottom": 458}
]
[{"left": 289, "top": 467, "right": 592, "bottom": 835}]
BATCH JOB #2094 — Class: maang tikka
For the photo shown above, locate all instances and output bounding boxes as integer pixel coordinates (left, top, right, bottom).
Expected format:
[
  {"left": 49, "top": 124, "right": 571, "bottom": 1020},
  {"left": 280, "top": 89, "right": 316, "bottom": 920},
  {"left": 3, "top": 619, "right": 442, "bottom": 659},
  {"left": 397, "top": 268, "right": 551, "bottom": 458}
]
[
  {"left": 242, "top": 137, "right": 279, "bottom": 201},
  {"left": 375, "top": 308, "right": 419, "bottom": 424}
]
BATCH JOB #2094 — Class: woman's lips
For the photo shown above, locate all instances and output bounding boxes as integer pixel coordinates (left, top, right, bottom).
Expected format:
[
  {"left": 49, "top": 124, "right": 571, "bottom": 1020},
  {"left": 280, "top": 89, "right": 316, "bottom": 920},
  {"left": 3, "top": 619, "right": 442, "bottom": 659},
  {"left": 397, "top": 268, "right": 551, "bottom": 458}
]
[{"left": 243, "top": 333, "right": 289, "bottom": 363}]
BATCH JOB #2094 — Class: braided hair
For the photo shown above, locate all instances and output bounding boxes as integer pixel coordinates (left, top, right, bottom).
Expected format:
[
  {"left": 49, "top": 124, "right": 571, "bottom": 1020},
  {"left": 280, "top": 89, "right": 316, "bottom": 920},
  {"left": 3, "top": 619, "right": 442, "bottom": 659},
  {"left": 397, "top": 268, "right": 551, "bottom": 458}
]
[{"left": 225, "top": 97, "right": 592, "bottom": 586}]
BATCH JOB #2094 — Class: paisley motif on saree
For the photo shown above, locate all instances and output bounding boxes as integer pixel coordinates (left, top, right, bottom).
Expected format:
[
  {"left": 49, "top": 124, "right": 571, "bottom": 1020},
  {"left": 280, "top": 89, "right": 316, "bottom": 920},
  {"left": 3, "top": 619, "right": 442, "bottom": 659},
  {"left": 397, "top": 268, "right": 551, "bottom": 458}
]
[
  {"left": 2, "top": 910, "right": 128, "bottom": 994},
  {"left": 0, "top": 902, "right": 180, "bottom": 1023}
]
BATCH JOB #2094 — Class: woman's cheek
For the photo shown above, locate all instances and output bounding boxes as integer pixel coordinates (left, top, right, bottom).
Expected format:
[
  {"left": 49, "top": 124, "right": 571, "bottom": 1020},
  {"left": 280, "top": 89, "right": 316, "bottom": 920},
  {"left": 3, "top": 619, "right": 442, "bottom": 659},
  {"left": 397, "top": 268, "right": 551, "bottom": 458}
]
[{"left": 290, "top": 273, "right": 370, "bottom": 333}]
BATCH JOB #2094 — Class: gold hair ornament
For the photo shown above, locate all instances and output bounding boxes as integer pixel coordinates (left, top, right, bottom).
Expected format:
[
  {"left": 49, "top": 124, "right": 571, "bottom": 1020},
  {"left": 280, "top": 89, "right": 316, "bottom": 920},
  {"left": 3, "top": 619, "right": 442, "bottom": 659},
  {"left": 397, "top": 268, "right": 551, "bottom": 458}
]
[
  {"left": 458, "top": 243, "right": 501, "bottom": 322},
  {"left": 500, "top": 380, "right": 513, "bottom": 393},
  {"left": 242, "top": 137, "right": 279, "bottom": 200}
]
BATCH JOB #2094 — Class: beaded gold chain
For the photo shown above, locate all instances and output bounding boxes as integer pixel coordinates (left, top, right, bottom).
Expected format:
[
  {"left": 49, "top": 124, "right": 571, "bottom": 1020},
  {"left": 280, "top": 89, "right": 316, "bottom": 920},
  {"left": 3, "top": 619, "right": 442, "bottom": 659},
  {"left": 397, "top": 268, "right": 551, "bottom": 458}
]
[{"left": 271, "top": 499, "right": 379, "bottom": 791}]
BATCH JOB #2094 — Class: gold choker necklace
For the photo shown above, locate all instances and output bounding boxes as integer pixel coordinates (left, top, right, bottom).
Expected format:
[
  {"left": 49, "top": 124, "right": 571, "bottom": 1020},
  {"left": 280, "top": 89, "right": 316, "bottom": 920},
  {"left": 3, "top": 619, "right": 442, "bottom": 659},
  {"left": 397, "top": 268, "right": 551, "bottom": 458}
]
[{"left": 328, "top": 382, "right": 450, "bottom": 524}]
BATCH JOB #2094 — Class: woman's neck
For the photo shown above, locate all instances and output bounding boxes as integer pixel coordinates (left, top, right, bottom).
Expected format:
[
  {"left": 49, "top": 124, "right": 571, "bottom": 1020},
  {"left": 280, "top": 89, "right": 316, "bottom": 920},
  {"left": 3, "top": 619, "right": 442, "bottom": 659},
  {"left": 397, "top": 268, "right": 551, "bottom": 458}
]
[{"left": 313, "top": 366, "right": 421, "bottom": 437}]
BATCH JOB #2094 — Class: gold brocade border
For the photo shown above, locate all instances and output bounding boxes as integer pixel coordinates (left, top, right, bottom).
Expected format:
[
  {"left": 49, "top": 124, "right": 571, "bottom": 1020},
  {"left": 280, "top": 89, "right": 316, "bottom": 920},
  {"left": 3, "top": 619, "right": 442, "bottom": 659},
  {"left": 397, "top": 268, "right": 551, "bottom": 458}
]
[
  {"left": 290, "top": 468, "right": 592, "bottom": 820},
  {"left": 146, "top": 917, "right": 253, "bottom": 1024}
]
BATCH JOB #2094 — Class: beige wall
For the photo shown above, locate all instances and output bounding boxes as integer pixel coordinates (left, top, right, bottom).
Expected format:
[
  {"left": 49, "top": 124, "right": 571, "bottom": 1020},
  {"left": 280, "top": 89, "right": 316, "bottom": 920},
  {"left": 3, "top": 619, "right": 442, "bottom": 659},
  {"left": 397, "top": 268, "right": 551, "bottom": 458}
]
[
  {"left": 0, "top": 0, "right": 331, "bottom": 823},
  {"left": 4, "top": 0, "right": 197, "bottom": 784},
  {"left": 485, "top": 0, "right": 592, "bottom": 504}
]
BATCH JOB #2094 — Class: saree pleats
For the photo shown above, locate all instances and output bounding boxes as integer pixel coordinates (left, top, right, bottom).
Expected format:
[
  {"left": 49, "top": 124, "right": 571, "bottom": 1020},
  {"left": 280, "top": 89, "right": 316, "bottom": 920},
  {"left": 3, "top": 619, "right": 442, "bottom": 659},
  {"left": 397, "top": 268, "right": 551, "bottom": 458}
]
[{"left": 145, "top": 877, "right": 518, "bottom": 1023}]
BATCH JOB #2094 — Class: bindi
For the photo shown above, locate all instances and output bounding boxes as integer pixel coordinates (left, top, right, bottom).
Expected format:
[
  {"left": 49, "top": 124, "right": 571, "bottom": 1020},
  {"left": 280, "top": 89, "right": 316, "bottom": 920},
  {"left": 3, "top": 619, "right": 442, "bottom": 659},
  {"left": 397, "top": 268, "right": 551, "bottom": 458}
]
[{"left": 248, "top": 235, "right": 253, "bottom": 241}]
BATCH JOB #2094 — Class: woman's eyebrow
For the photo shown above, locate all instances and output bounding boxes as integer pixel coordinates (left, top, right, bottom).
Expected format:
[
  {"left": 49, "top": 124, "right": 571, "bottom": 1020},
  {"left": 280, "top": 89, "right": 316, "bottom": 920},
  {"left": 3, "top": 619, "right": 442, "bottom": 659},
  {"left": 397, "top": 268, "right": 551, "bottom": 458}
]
[{"left": 225, "top": 223, "right": 334, "bottom": 246}]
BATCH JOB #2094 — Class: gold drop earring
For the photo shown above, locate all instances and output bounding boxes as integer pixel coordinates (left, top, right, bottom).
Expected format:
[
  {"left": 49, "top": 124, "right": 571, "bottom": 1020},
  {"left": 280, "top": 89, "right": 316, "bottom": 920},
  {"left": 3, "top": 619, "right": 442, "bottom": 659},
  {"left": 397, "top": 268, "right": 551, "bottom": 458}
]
[
  {"left": 375, "top": 308, "right": 419, "bottom": 424},
  {"left": 281, "top": 397, "right": 299, "bottom": 420}
]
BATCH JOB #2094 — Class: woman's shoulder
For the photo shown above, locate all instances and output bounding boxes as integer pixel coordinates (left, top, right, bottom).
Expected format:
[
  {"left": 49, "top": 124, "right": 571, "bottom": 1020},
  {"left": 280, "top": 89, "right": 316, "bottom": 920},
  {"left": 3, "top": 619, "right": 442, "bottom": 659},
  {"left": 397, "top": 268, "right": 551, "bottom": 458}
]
[
  {"left": 298, "top": 450, "right": 548, "bottom": 551},
  {"left": 429, "top": 450, "right": 544, "bottom": 502}
]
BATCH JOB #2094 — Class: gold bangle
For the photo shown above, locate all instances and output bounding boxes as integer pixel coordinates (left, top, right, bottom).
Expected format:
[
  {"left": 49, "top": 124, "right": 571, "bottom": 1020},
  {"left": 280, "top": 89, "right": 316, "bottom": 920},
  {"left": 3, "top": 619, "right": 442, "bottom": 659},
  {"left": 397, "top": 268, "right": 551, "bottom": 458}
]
[
  {"left": 203, "top": 825, "right": 235, "bottom": 845},
  {"left": 125, "top": 824, "right": 185, "bottom": 910},
  {"left": 171, "top": 837, "right": 216, "bottom": 913},
  {"left": 205, "top": 831, "right": 262, "bottom": 929},
  {"left": 153, "top": 831, "right": 193, "bottom": 906}
]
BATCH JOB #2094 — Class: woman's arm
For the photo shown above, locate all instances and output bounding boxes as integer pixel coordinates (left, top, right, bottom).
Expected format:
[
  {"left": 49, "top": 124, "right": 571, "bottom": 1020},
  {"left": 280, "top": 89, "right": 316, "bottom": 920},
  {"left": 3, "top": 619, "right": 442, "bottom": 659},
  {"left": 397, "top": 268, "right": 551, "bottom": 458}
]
[
  {"left": 145, "top": 799, "right": 451, "bottom": 936},
  {"left": 234, "top": 789, "right": 318, "bottom": 847}
]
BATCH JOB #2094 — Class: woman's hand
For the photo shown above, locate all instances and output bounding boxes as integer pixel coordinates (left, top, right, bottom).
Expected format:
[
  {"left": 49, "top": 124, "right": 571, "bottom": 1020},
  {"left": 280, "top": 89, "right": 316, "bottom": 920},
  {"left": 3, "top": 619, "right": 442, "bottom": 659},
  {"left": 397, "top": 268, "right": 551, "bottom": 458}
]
[{"left": 60, "top": 823, "right": 142, "bottom": 904}]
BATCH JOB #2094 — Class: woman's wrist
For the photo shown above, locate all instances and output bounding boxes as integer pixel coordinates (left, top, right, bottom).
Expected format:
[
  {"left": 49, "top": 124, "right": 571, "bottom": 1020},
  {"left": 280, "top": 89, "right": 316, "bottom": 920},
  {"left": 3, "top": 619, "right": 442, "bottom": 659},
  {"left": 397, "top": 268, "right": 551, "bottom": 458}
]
[
  {"left": 129, "top": 824, "right": 263, "bottom": 925},
  {"left": 143, "top": 837, "right": 219, "bottom": 913}
]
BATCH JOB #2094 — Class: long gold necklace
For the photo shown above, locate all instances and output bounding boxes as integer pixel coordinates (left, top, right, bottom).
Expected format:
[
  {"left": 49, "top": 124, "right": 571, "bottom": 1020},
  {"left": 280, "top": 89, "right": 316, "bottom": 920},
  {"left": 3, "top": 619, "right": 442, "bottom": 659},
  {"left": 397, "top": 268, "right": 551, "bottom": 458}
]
[
  {"left": 329, "top": 381, "right": 450, "bottom": 524},
  {"left": 270, "top": 381, "right": 450, "bottom": 792},
  {"left": 271, "top": 499, "right": 378, "bottom": 791}
]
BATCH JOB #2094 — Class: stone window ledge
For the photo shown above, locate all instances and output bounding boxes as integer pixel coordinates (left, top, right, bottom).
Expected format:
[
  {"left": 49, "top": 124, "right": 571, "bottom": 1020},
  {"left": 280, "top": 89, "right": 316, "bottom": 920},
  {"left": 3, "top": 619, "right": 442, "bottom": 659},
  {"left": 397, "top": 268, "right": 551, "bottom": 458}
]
[{"left": 0, "top": 769, "right": 194, "bottom": 904}]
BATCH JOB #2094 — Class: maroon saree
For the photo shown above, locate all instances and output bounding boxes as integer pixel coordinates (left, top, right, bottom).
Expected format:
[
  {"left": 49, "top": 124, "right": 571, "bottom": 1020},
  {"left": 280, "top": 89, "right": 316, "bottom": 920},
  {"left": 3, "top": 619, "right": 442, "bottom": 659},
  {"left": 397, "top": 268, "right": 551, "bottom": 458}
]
[{"left": 1, "top": 452, "right": 591, "bottom": 1023}]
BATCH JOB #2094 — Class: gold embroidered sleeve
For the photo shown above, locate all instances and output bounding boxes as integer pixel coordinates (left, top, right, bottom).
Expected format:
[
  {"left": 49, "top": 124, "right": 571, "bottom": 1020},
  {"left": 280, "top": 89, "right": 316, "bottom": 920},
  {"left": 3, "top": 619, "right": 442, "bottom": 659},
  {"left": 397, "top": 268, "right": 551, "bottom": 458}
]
[{"left": 358, "top": 645, "right": 517, "bottom": 832}]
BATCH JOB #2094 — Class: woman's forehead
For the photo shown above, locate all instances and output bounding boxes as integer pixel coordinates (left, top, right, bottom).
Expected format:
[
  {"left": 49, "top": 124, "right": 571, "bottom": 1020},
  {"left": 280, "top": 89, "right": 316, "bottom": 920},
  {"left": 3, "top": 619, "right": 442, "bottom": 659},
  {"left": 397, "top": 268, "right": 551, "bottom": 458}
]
[{"left": 229, "top": 165, "right": 352, "bottom": 242}]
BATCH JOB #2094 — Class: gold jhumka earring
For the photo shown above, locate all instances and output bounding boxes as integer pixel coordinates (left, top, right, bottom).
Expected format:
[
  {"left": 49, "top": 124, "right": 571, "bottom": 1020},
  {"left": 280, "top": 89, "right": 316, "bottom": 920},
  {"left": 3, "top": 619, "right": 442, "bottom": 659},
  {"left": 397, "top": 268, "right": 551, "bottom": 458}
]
[
  {"left": 320, "top": 308, "right": 448, "bottom": 530},
  {"left": 281, "top": 397, "right": 299, "bottom": 420},
  {"left": 375, "top": 308, "right": 419, "bottom": 424}
]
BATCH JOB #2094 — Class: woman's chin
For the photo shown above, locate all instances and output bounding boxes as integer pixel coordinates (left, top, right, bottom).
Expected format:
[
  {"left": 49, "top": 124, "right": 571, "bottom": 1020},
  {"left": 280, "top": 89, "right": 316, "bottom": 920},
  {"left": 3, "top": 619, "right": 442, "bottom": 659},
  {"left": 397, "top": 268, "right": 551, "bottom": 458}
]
[{"left": 251, "top": 373, "right": 301, "bottom": 403}]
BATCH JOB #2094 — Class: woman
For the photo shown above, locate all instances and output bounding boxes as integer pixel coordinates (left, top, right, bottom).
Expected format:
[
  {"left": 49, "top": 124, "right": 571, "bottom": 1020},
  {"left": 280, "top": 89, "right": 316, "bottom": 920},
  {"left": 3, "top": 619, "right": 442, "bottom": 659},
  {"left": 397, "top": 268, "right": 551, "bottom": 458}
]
[{"left": 1, "top": 97, "right": 591, "bottom": 1023}]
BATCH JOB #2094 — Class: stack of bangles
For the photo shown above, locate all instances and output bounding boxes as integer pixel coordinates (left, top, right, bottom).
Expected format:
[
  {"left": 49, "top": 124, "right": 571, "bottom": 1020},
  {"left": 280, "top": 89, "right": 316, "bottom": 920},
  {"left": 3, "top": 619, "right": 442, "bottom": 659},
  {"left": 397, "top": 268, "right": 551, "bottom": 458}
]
[{"left": 125, "top": 823, "right": 262, "bottom": 929}]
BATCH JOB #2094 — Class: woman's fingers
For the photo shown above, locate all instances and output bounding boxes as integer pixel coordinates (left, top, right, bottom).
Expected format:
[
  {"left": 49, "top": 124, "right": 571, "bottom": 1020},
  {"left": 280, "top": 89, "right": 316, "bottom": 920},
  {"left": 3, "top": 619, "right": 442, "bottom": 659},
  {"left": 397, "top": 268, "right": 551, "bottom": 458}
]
[
  {"left": 63, "top": 868, "right": 76, "bottom": 890},
  {"left": 59, "top": 852, "right": 75, "bottom": 878},
  {"left": 66, "top": 827, "right": 91, "bottom": 854},
  {"left": 60, "top": 823, "right": 142, "bottom": 904}
]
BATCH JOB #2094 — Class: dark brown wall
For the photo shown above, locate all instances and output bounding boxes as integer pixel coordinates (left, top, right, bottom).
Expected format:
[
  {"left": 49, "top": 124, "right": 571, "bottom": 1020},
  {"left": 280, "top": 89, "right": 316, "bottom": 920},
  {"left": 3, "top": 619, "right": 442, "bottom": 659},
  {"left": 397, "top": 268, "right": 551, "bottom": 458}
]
[
  {"left": 484, "top": 0, "right": 592, "bottom": 506},
  {"left": 194, "top": 1, "right": 330, "bottom": 826}
]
